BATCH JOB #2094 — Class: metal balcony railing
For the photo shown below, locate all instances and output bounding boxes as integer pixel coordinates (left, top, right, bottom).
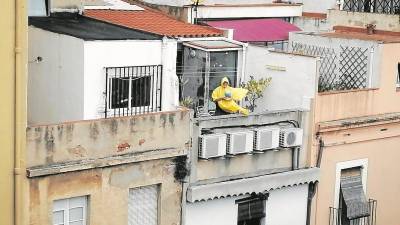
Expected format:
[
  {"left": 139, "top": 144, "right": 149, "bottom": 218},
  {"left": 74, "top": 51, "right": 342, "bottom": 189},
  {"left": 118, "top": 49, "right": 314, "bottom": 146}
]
[
  {"left": 329, "top": 199, "right": 377, "bottom": 225},
  {"left": 105, "top": 65, "right": 162, "bottom": 118},
  {"left": 342, "top": 0, "right": 400, "bottom": 15}
]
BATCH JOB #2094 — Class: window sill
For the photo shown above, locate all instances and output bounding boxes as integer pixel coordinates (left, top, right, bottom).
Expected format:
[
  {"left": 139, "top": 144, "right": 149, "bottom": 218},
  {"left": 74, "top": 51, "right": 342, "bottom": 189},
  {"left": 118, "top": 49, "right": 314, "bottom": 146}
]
[{"left": 318, "top": 88, "right": 379, "bottom": 96}]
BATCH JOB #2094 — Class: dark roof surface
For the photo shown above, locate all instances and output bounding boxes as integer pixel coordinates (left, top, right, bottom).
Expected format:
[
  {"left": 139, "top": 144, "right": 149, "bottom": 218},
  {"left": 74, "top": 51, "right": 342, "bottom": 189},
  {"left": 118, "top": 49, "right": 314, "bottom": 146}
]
[{"left": 29, "top": 13, "right": 162, "bottom": 40}]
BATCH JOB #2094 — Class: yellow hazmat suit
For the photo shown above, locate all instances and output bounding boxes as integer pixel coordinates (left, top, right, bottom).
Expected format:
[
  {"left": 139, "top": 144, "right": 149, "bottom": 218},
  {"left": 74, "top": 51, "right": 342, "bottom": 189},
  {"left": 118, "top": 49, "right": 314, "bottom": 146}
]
[{"left": 211, "top": 77, "right": 249, "bottom": 115}]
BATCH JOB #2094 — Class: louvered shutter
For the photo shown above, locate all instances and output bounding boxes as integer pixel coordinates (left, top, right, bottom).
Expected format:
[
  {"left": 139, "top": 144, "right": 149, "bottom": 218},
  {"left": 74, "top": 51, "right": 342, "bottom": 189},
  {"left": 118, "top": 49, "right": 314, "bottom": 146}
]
[{"left": 128, "top": 185, "right": 159, "bottom": 225}]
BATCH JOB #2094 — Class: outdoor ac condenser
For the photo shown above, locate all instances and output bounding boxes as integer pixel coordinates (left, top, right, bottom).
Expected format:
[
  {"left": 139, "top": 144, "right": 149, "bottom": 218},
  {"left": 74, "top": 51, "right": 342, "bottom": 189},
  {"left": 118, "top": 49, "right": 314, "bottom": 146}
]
[
  {"left": 199, "top": 134, "right": 227, "bottom": 159},
  {"left": 279, "top": 128, "right": 303, "bottom": 147},
  {"left": 253, "top": 127, "right": 280, "bottom": 151},
  {"left": 226, "top": 131, "right": 254, "bottom": 155}
]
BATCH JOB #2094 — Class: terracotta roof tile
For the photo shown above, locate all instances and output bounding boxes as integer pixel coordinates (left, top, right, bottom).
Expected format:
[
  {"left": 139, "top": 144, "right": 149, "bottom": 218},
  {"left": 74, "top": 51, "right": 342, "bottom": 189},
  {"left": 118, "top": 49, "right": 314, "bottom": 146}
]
[{"left": 84, "top": 8, "right": 223, "bottom": 38}]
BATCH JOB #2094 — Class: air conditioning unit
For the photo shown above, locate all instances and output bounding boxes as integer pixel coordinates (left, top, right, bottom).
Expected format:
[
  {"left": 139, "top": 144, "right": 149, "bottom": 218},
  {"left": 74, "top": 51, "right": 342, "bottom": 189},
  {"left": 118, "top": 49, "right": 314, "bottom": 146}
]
[
  {"left": 253, "top": 127, "right": 280, "bottom": 151},
  {"left": 226, "top": 131, "right": 254, "bottom": 155},
  {"left": 199, "top": 134, "right": 227, "bottom": 159},
  {"left": 279, "top": 128, "right": 303, "bottom": 147}
]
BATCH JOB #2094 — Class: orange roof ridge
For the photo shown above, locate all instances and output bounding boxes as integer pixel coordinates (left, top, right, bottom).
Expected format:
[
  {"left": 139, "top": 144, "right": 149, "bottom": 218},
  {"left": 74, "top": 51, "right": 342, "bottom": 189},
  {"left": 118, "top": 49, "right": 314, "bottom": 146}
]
[{"left": 84, "top": 7, "right": 223, "bottom": 38}]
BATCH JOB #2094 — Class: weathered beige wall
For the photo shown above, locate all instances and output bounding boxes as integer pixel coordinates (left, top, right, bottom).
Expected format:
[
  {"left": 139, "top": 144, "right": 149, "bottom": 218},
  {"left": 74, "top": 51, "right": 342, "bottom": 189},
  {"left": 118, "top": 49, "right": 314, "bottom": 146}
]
[
  {"left": 328, "top": 9, "right": 400, "bottom": 32},
  {"left": 27, "top": 110, "right": 191, "bottom": 225},
  {"left": 315, "top": 43, "right": 400, "bottom": 123},
  {"left": 29, "top": 158, "right": 183, "bottom": 225},
  {"left": 26, "top": 110, "right": 190, "bottom": 168},
  {"left": 312, "top": 122, "right": 400, "bottom": 225}
]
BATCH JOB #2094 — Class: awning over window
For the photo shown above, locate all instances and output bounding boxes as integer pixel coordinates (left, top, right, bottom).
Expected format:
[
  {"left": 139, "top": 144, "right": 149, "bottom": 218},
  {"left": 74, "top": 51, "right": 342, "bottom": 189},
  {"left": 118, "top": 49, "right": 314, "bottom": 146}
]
[
  {"left": 206, "top": 19, "right": 301, "bottom": 42},
  {"left": 187, "top": 168, "right": 320, "bottom": 202},
  {"left": 341, "top": 175, "right": 370, "bottom": 220}
]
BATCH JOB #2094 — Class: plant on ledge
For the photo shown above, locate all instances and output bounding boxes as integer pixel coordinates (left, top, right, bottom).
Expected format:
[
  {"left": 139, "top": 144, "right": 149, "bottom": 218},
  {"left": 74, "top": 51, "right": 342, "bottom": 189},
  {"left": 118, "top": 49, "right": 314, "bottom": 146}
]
[{"left": 241, "top": 76, "right": 272, "bottom": 112}]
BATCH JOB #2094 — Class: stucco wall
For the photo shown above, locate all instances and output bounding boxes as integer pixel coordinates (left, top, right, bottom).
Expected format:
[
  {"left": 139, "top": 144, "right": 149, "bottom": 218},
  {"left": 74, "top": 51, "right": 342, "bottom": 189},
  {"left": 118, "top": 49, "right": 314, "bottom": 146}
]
[
  {"left": 83, "top": 38, "right": 179, "bottom": 120},
  {"left": 28, "top": 158, "right": 183, "bottom": 225},
  {"left": 27, "top": 109, "right": 191, "bottom": 225},
  {"left": 26, "top": 109, "right": 190, "bottom": 169},
  {"left": 295, "top": 0, "right": 337, "bottom": 13},
  {"left": 293, "top": 16, "right": 331, "bottom": 32},
  {"left": 328, "top": 9, "right": 400, "bottom": 32},
  {"left": 245, "top": 45, "right": 318, "bottom": 112},
  {"left": 28, "top": 27, "right": 85, "bottom": 125},
  {"left": 191, "top": 111, "right": 311, "bottom": 182},
  {"left": 312, "top": 123, "right": 400, "bottom": 225},
  {"left": 185, "top": 184, "right": 308, "bottom": 225},
  {"left": 194, "top": 5, "right": 302, "bottom": 21},
  {"left": 315, "top": 43, "right": 400, "bottom": 122}
]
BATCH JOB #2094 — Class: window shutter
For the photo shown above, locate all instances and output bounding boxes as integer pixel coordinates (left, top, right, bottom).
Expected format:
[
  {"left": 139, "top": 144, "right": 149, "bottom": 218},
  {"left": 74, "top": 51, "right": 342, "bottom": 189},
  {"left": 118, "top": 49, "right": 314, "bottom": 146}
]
[
  {"left": 340, "top": 169, "right": 370, "bottom": 220},
  {"left": 128, "top": 185, "right": 159, "bottom": 225}
]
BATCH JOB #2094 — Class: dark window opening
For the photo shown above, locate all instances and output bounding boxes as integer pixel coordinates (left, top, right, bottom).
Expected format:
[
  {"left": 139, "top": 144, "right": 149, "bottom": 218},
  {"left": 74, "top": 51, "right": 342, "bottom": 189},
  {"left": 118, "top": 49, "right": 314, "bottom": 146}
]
[
  {"left": 105, "top": 65, "right": 162, "bottom": 117},
  {"left": 237, "top": 197, "right": 266, "bottom": 225},
  {"left": 397, "top": 63, "right": 400, "bottom": 86}
]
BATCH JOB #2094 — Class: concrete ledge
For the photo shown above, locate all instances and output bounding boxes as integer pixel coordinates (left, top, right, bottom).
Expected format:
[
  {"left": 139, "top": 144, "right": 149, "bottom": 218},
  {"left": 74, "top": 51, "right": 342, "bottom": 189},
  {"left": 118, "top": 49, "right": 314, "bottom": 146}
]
[{"left": 27, "top": 147, "right": 187, "bottom": 178}]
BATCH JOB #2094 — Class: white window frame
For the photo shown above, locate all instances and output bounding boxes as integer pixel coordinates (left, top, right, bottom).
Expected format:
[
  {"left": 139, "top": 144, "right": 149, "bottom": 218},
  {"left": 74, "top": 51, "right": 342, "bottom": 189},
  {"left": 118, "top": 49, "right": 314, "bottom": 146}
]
[
  {"left": 334, "top": 158, "right": 368, "bottom": 209},
  {"left": 53, "top": 196, "right": 88, "bottom": 225}
]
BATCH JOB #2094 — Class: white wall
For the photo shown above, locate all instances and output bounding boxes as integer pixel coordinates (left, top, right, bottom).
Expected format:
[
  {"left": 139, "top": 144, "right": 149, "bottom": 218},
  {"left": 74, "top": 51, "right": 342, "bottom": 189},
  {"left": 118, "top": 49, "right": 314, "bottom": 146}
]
[
  {"left": 294, "top": 0, "right": 338, "bottom": 13},
  {"left": 28, "top": 27, "right": 85, "bottom": 125},
  {"left": 83, "top": 39, "right": 179, "bottom": 120},
  {"left": 266, "top": 184, "right": 309, "bottom": 225},
  {"left": 186, "top": 197, "right": 238, "bottom": 225},
  {"left": 185, "top": 184, "right": 309, "bottom": 225},
  {"left": 195, "top": 5, "right": 302, "bottom": 20},
  {"left": 245, "top": 44, "right": 318, "bottom": 112}
]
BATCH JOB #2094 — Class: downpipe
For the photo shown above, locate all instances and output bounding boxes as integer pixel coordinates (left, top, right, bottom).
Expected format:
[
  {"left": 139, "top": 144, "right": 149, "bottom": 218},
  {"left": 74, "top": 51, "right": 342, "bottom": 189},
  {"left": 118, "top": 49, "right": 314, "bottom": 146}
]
[{"left": 14, "top": 0, "right": 27, "bottom": 224}]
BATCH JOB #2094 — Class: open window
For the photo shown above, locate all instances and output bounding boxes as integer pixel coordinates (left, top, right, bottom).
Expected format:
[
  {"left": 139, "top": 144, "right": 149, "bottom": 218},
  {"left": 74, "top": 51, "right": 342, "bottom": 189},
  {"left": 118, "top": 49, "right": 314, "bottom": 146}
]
[
  {"left": 339, "top": 167, "right": 370, "bottom": 225},
  {"left": 105, "top": 65, "right": 162, "bottom": 117},
  {"left": 236, "top": 194, "right": 267, "bottom": 225}
]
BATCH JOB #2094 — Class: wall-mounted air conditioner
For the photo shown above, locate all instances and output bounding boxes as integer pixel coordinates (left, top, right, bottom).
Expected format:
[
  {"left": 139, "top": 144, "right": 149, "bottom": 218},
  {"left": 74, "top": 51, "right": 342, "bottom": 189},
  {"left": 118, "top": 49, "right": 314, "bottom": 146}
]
[
  {"left": 279, "top": 128, "right": 303, "bottom": 148},
  {"left": 199, "top": 134, "right": 227, "bottom": 159},
  {"left": 253, "top": 127, "right": 280, "bottom": 151},
  {"left": 226, "top": 131, "right": 254, "bottom": 155}
]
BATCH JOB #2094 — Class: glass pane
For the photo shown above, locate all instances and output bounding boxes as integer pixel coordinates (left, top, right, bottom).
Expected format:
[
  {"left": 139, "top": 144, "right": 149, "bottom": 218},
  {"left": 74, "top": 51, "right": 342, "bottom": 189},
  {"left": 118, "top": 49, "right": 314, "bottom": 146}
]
[
  {"left": 181, "top": 47, "right": 207, "bottom": 109},
  {"left": 69, "top": 221, "right": 83, "bottom": 225},
  {"left": 131, "top": 76, "right": 151, "bottom": 107},
  {"left": 69, "top": 207, "right": 84, "bottom": 221},
  {"left": 53, "top": 210, "right": 64, "bottom": 225},
  {"left": 111, "top": 77, "right": 130, "bottom": 109},
  {"left": 209, "top": 51, "right": 238, "bottom": 111}
]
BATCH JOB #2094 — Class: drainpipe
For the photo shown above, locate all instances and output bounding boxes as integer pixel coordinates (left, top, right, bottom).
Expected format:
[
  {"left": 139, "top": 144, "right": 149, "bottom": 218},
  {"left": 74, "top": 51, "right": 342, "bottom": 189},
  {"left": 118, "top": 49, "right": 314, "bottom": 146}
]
[
  {"left": 368, "top": 47, "right": 374, "bottom": 88},
  {"left": 292, "top": 147, "right": 300, "bottom": 170},
  {"left": 14, "top": 0, "right": 27, "bottom": 224},
  {"left": 306, "top": 182, "right": 317, "bottom": 225},
  {"left": 240, "top": 44, "right": 247, "bottom": 85}
]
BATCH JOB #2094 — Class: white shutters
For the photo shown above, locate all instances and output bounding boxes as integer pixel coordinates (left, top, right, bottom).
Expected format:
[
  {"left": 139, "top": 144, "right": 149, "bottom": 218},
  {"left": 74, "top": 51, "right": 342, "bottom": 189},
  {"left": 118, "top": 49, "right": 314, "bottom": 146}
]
[
  {"left": 53, "top": 196, "right": 87, "bottom": 225},
  {"left": 128, "top": 185, "right": 159, "bottom": 225}
]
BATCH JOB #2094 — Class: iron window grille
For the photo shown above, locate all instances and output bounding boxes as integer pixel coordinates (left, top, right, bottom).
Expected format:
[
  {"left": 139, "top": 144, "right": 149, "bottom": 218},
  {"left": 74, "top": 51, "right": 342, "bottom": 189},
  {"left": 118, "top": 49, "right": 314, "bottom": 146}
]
[
  {"left": 105, "top": 65, "right": 162, "bottom": 118},
  {"left": 329, "top": 199, "right": 377, "bottom": 225},
  {"left": 342, "top": 0, "right": 400, "bottom": 14},
  {"left": 397, "top": 63, "right": 400, "bottom": 87}
]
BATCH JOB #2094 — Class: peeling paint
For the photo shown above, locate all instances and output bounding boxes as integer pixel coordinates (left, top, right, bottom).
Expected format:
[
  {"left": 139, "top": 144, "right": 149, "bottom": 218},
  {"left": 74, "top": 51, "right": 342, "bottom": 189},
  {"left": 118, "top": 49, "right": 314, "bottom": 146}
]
[
  {"left": 138, "top": 139, "right": 145, "bottom": 146},
  {"left": 90, "top": 122, "right": 99, "bottom": 140},
  {"left": 117, "top": 142, "right": 131, "bottom": 152},
  {"left": 68, "top": 145, "right": 87, "bottom": 157}
]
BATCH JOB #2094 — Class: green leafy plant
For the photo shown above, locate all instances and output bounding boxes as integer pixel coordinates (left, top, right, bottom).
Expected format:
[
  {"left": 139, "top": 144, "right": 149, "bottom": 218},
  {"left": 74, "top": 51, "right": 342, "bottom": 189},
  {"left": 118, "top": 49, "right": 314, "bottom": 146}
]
[
  {"left": 179, "top": 96, "right": 194, "bottom": 108},
  {"left": 241, "top": 76, "right": 272, "bottom": 112}
]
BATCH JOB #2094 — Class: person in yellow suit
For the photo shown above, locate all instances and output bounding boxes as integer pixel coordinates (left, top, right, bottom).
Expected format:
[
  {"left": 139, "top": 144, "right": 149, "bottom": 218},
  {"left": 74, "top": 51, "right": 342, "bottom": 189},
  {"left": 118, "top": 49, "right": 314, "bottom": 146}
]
[{"left": 212, "top": 77, "right": 249, "bottom": 115}]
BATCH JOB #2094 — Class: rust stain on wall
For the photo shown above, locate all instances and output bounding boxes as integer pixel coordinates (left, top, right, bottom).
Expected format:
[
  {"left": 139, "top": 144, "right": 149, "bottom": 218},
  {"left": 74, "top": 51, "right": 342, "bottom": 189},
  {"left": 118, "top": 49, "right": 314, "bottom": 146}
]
[
  {"left": 68, "top": 145, "right": 87, "bottom": 157},
  {"left": 117, "top": 142, "right": 131, "bottom": 152},
  {"left": 138, "top": 139, "right": 145, "bottom": 146}
]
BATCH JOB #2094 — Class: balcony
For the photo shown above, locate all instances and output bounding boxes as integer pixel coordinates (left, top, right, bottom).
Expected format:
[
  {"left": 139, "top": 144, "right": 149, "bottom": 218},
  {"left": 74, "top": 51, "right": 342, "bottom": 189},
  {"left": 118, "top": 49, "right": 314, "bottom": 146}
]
[
  {"left": 341, "top": 0, "right": 400, "bottom": 14},
  {"left": 329, "top": 199, "right": 377, "bottom": 225}
]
